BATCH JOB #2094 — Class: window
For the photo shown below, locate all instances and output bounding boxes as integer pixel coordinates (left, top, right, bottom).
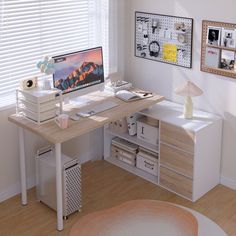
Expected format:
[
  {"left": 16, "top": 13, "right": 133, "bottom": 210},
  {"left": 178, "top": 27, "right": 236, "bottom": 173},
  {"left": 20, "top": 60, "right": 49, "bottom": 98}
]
[{"left": 0, "top": 0, "right": 109, "bottom": 108}]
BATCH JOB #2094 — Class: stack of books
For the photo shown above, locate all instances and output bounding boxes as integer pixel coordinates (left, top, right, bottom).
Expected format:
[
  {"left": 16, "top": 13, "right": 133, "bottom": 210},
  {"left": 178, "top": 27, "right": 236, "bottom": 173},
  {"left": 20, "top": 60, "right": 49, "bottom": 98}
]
[{"left": 105, "top": 80, "right": 132, "bottom": 93}]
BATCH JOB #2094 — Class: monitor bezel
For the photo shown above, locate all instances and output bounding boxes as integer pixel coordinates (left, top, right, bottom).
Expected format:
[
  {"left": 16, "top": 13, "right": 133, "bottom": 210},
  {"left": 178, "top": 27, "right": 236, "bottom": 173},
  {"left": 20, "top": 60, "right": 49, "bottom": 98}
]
[{"left": 52, "top": 46, "right": 105, "bottom": 95}]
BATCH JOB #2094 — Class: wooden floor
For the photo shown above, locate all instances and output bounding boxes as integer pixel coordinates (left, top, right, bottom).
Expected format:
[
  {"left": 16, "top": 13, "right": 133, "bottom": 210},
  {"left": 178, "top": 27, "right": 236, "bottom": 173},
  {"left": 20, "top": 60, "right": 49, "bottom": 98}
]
[{"left": 1, "top": 160, "right": 236, "bottom": 236}]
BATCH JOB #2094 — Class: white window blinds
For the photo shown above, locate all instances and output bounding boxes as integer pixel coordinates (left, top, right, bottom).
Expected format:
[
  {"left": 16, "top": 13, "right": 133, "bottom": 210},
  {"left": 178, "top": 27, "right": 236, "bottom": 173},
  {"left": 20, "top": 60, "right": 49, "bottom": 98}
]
[{"left": 0, "top": 0, "right": 109, "bottom": 108}]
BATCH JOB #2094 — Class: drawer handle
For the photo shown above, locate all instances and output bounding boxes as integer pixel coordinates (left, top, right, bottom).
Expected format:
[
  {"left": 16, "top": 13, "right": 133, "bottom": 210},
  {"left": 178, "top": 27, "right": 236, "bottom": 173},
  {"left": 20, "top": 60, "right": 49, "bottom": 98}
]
[{"left": 144, "top": 161, "right": 154, "bottom": 170}]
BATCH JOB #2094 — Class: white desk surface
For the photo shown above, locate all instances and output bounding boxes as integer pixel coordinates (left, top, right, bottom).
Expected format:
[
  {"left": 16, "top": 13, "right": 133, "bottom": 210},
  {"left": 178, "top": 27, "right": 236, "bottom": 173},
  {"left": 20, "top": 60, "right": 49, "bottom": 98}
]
[
  {"left": 9, "top": 90, "right": 164, "bottom": 144},
  {"left": 140, "top": 100, "right": 222, "bottom": 132}
]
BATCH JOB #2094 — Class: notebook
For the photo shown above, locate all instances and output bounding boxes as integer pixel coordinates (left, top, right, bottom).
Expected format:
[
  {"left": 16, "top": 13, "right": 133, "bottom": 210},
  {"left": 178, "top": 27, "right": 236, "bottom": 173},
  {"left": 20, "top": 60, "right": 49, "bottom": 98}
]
[{"left": 115, "top": 90, "right": 153, "bottom": 102}]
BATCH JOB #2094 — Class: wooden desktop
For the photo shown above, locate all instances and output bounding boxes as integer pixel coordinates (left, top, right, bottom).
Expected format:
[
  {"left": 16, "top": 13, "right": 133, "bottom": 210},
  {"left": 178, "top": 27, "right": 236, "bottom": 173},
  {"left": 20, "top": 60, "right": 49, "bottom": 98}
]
[{"left": 8, "top": 90, "right": 164, "bottom": 231}]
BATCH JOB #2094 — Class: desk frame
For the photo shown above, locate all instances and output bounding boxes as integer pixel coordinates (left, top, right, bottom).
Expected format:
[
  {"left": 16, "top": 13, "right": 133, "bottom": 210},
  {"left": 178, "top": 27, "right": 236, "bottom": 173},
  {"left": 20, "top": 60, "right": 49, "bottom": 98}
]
[
  {"left": 18, "top": 128, "right": 64, "bottom": 230},
  {"left": 10, "top": 91, "right": 164, "bottom": 231}
]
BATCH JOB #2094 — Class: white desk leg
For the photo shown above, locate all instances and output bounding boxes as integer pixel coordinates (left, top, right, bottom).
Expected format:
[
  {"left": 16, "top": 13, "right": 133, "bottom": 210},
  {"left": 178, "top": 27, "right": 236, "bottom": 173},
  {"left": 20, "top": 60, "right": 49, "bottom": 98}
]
[
  {"left": 18, "top": 127, "right": 27, "bottom": 205},
  {"left": 55, "top": 143, "right": 63, "bottom": 231}
]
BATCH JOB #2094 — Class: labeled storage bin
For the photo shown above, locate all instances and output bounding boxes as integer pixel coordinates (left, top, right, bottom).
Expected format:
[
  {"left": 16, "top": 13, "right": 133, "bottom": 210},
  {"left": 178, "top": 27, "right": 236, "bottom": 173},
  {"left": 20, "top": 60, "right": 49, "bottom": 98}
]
[
  {"left": 137, "top": 117, "right": 159, "bottom": 145},
  {"left": 136, "top": 147, "right": 158, "bottom": 176},
  {"left": 111, "top": 137, "right": 138, "bottom": 166}
]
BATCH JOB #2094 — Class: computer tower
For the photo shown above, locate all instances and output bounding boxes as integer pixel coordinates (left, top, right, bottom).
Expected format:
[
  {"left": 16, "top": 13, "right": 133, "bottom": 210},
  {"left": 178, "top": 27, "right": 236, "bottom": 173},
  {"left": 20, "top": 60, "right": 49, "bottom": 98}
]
[{"left": 35, "top": 146, "right": 82, "bottom": 218}]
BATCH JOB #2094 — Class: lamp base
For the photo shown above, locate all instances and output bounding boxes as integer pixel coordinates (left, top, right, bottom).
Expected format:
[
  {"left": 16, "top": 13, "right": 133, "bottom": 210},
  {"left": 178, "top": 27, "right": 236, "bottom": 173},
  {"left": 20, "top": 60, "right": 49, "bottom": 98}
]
[{"left": 183, "top": 96, "right": 193, "bottom": 119}]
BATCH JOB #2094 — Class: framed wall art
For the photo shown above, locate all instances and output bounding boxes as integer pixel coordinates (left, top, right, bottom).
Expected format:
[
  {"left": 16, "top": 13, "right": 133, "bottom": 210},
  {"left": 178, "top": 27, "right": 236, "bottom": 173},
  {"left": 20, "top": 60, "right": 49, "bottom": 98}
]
[{"left": 201, "top": 20, "right": 236, "bottom": 79}]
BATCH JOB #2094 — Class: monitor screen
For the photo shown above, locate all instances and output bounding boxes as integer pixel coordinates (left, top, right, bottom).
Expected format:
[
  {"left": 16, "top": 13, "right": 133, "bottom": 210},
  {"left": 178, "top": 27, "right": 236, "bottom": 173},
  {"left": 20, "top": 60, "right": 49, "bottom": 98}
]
[{"left": 53, "top": 47, "right": 104, "bottom": 94}]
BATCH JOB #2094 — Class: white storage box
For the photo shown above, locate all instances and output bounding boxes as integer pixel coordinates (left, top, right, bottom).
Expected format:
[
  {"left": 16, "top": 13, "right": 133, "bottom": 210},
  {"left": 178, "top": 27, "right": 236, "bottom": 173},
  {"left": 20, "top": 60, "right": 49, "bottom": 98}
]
[
  {"left": 21, "top": 108, "right": 57, "bottom": 123},
  {"left": 16, "top": 88, "right": 62, "bottom": 124},
  {"left": 18, "top": 87, "right": 60, "bottom": 103},
  {"left": 137, "top": 117, "right": 159, "bottom": 145},
  {"left": 112, "top": 137, "right": 139, "bottom": 153},
  {"left": 111, "top": 145, "right": 136, "bottom": 166},
  {"left": 136, "top": 148, "right": 158, "bottom": 176},
  {"left": 111, "top": 137, "right": 138, "bottom": 166},
  {"left": 19, "top": 98, "right": 59, "bottom": 113}
]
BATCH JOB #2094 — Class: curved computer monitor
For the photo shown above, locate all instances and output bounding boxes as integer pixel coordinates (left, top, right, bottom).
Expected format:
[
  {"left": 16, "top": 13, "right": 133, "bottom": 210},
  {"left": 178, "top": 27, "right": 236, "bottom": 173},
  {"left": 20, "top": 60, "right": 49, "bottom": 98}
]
[{"left": 53, "top": 47, "right": 105, "bottom": 100}]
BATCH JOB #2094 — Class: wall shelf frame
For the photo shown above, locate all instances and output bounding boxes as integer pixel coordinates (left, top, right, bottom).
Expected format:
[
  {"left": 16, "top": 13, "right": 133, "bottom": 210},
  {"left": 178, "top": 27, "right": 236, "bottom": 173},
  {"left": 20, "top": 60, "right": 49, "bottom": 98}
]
[{"left": 201, "top": 20, "right": 236, "bottom": 79}]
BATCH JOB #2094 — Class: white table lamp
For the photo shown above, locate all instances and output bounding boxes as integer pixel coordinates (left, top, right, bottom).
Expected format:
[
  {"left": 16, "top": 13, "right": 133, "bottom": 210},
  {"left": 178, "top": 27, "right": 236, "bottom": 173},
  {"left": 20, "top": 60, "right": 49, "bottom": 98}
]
[{"left": 175, "top": 81, "right": 203, "bottom": 119}]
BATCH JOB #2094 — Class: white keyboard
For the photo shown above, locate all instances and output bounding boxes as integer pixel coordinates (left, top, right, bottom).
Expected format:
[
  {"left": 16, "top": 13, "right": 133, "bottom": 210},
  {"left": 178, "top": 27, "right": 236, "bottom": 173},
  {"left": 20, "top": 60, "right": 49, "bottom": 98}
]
[{"left": 77, "top": 101, "right": 119, "bottom": 117}]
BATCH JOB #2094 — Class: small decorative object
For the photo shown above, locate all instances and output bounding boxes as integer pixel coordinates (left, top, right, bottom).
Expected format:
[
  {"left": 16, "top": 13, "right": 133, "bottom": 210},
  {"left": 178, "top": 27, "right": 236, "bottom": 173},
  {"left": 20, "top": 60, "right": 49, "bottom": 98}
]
[
  {"left": 204, "top": 47, "right": 220, "bottom": 68},
  {"left": 20, "top": 77, "right": 38, "bottom": 90},
  {"left": 174, "top": 22, "right": 187, "bottom": 32},
  {"left": 177, "top": 33, "right": 187, "bottom": 44},
  {"left": 221, "top": 28, "right": 236, "bottom": 48},
  {"left": 163, "top": 43, "right": 177, "bottom": 63},
  {"left": 152, "top": 19, "right": 158, "bottom": 34},
  {"left": 36, "top": 56, "right": 55, "bottom": 90},
  {"left": 175, "top": 81, "right": 203, "bottom": 119},
  {"left": 206, "top": 26, "right": 221, "bottom": 46},
  {"left": 220, "top": 50, "right": 235, "bottom": 70}
]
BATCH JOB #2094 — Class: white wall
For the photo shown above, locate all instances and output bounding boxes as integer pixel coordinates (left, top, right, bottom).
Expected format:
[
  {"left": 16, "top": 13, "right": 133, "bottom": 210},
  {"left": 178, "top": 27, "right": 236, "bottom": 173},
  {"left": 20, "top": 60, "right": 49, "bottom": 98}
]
[
  {"left": 123, "top": 0, "right": 236, "bottom": 188},
  {"left": 0, "top": 107, "right": 47, "bottom": 201}
]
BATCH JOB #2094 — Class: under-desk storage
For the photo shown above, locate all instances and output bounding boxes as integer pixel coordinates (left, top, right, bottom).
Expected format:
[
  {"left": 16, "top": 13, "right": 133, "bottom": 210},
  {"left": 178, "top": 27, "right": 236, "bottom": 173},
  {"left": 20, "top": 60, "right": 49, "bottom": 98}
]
[
  {"left": 160, "top": 166, "right": 193, "bottom": 199},
  {"left": 160, "top": 142, "right": 193, "bottom": 178},
  {"left": 104, "top": 100, "right": 222, "bottom": 202},
  {"left": 160, "top": 121, "right": 195, "bottom": 153}
]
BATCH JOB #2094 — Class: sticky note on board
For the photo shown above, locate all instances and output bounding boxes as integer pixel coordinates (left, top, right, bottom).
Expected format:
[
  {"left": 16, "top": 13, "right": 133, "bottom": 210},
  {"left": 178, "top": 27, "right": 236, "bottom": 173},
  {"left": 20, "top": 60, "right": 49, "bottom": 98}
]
[{"left": 163, "top": 44, "right": 177, "bottom": 63}]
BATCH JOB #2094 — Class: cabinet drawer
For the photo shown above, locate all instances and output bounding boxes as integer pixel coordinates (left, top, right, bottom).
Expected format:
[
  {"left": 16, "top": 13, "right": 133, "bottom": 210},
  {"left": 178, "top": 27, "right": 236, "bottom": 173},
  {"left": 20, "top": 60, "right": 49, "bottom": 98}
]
[
  {"left": 160, "top": 121, "right": 195, "bottom": 153},
  {"left": 160, "top": 143, "right": 193, "bottom": 178},
  {"left": 160, "top": 166, "right": 193, "bottom": 199}
]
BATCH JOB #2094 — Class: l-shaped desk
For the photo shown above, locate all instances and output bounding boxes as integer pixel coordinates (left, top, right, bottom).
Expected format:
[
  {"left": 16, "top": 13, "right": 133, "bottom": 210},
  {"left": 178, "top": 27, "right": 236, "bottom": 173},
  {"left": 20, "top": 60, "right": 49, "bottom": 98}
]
[{"left": 8, "top": 90, "right": 164, "bottom": 231}]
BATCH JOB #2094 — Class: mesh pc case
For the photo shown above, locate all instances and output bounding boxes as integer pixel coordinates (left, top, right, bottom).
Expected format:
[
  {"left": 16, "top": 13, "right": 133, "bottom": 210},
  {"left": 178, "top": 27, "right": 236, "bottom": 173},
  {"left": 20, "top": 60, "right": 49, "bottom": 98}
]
[{"left": 35, "top": 146, "right": 82, "bottom": 218}]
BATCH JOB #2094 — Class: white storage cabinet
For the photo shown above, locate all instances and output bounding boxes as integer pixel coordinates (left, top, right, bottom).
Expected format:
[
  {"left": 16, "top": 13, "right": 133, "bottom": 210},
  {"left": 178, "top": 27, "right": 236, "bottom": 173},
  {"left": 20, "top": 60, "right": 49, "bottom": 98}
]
[{"left": 104, "top": 100, "right": 222, "bottom": 202}]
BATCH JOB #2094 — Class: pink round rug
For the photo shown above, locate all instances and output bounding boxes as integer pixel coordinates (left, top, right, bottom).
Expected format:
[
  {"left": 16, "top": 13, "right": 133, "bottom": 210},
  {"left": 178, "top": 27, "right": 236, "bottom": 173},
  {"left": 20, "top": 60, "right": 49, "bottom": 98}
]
[{"left": 70, "top": 200, "right": 198, "bottom": 236}]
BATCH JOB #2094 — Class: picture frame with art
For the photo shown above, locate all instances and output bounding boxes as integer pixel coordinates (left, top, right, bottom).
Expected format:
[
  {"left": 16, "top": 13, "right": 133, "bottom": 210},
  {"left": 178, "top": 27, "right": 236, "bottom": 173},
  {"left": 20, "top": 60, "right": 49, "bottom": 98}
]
[
  {"left": 207, "top": 27, "right": 221, "bottom": 46},
  {"left": 221, "top": 28, "right": 236, "bottom": 48},
  {"left": 201, "top": 20, "right": 236, "bottom": 79},
  {"left": 220, "top": 50, "right": 235, "bottom": 70}
]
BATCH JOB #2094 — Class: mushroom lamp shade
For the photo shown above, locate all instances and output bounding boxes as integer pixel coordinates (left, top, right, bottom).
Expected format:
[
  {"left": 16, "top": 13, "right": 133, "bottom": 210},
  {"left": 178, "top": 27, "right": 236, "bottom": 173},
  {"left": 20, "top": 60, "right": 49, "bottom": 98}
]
[{"left": 175, "top": 81, "right": 203, "bottom": 119}]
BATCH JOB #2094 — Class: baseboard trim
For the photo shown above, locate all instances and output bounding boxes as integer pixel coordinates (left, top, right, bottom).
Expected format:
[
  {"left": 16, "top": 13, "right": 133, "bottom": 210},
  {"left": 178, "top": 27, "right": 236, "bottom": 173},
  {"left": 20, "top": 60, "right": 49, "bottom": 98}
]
[
  {"left": 220, "top": 175, "right": 236, "bottom": 190},
  {"left": 0, "top": 177, "right": 35, "bottom": 203}
]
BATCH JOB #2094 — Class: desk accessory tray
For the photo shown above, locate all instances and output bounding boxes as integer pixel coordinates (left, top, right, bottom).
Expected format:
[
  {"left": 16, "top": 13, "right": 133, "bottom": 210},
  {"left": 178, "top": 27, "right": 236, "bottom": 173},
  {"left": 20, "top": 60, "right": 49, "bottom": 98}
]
[{"left": 16, "top": 88, "right": 62, "bottom": 124}]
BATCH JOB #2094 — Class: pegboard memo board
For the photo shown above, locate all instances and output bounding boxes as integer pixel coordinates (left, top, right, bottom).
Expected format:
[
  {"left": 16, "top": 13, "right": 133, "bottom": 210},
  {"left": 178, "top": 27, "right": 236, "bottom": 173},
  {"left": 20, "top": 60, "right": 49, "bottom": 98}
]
[{"left": 135, "top": 11, "right": 193, "bottom": 68}]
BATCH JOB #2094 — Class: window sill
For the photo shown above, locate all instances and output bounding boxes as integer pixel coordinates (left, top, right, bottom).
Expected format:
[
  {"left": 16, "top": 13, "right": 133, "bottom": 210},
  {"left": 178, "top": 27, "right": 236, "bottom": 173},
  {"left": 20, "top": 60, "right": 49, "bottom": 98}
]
[{"left": 0, "top": 104, "right": 16, "bottom": 112}]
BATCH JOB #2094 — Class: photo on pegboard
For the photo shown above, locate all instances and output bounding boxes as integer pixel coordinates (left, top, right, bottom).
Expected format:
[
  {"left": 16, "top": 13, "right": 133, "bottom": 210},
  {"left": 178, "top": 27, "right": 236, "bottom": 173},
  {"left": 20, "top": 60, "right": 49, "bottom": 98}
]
[{"left": 135, "top": 11, "right": 193, "bottom": 68}]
